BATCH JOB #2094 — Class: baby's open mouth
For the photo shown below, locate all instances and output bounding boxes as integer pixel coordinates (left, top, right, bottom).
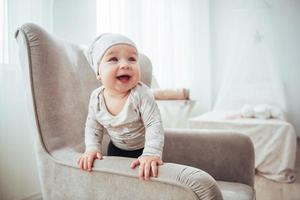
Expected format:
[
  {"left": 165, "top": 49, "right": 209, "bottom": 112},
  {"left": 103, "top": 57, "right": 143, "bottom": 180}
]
[{"left": 116, "top": 74, "right": 131, "bottom": 83}]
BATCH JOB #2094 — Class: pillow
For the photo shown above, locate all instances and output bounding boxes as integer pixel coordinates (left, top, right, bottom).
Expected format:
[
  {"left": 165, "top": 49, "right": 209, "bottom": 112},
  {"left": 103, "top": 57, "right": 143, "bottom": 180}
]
[{"left": 240, "top": 104, "right": 254, "bottom": 118}]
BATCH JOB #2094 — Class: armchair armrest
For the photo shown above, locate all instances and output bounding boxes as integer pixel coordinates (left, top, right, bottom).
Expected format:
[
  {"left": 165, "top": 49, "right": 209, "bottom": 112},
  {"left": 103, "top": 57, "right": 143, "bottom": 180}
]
[
  {"left": 45, "top": 149, "right": 223, "bottom": 200},
  {"left": 163, "top": 128, "right": 255, "bottom": 187}
]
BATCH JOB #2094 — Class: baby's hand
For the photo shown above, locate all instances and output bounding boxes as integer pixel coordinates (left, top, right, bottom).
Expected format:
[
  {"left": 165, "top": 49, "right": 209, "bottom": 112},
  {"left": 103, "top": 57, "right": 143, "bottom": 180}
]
[
  {"left": 130, "top": 156, "right": 163, "bottom": 181},
  {"left": 77, "top": 150, "right": 102, "bottom": 172}
]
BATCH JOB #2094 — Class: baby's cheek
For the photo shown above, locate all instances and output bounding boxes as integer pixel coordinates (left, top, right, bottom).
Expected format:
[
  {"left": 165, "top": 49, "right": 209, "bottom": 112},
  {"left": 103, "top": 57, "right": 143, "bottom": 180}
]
[{"left": 135, "top": 68, "right": 141, "bottom": 81}]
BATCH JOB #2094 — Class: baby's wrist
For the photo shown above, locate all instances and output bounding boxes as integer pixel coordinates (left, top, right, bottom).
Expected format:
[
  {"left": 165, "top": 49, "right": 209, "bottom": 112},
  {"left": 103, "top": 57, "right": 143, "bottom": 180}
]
[
  {"left": 141, "top": 153, "right": 162, "bottom": 159},
  {"left": 140, "top": 154, "right": 161, "bottom": 160},
  {"left": 85, "top": 148, "right": 101, "bottom": 154}
]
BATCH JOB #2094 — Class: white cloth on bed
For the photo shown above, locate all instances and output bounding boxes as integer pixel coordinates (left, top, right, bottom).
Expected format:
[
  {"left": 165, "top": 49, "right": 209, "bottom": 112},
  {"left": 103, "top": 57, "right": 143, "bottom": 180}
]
[{"left": 188, "top": 110, "right": 297, "bottom": 183}]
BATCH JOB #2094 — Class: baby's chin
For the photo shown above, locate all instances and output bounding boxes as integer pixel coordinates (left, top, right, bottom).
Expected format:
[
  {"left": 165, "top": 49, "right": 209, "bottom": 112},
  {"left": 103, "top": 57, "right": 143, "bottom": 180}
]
[
  {"left": 122, "top": 80, "right": 139, "bottom": 90},
  {"left": 120, "top": 81, "right": 139, "bottom": 92}
]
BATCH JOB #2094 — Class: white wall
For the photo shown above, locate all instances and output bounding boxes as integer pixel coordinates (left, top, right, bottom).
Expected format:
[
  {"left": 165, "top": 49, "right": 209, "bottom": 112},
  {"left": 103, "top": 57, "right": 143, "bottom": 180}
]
[{"left": 210, "top": 0, "right": 300, "bottom": 137}]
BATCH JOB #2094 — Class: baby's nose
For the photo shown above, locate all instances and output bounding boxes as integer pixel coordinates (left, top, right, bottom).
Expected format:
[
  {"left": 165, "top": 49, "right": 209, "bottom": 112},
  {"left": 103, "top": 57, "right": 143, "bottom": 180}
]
[{"left": 119, "top": 60, "right": 131, "bottom": 69}]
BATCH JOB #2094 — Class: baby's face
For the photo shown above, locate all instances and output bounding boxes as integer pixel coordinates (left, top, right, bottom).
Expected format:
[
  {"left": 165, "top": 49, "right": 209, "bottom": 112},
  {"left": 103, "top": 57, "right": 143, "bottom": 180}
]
[{"left": 98, "top": 44, "right": 140, "bottom": 94}]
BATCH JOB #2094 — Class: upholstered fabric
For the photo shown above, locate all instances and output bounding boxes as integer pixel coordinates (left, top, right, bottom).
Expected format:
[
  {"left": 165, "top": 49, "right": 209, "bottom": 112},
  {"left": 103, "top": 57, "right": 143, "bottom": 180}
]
[
  {"left": 162, "top": 129, "right": 255, "bottom": 187},
  {"left": 217, "top": 181, "right": 255, "bottom": 200},
  {"left": 15, "top": 23, "right": 255, "bottom": 200}
]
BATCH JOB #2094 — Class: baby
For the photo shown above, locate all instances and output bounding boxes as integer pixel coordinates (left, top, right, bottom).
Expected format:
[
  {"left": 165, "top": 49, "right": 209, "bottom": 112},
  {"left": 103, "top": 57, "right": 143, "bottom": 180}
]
[{"left": 77, "top": 33, "right": 164, "bottom": 181}]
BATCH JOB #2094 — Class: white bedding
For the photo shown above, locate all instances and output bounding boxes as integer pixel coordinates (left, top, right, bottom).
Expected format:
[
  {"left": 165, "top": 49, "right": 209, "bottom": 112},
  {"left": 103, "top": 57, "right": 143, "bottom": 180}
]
[{"left": 188, "top": 111, "right": 297, "bottom": 183}]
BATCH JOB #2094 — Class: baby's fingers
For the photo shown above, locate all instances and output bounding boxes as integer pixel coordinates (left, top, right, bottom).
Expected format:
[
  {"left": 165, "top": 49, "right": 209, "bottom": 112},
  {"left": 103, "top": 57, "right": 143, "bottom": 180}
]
[
  {"left": 157, "top": 159, "right": 163, "bottom": 165},
  {"left": 78, "top": 157, "right": 84, "bottom": 170},
  {"left": 139, "top": 163, "right": 145, "bottom": 180},
  {"left": 84, "top": 157, "right": 89, "bottom": 171},
  {"left": 87, "top": 155, "right": 94, "bottom": 172},
  {"left": 151, "top": 161, "right": 158, "bottom": 177},
  {"left": 130, "top": 159, "right": 140, "bottom": 169},
  {"left": 144, "top": 162, "right": 151, "bottom": 181},
  {"left": 96, "top": 152, "right": 103, "bottom": 160}
]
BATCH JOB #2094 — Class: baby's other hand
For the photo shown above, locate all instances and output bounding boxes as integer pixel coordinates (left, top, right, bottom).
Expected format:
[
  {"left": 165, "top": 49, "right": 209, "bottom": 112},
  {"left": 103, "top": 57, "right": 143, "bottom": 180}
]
[
  {"left": 77, "top": 150, "right": 102, "bottom": 172},
  {"left": 130, "top": 156, "right": 163, "bottom": 181}
]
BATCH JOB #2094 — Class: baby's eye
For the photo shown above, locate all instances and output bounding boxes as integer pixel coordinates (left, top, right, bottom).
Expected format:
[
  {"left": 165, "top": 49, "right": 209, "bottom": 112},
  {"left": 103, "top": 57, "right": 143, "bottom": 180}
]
[
  {"left": 108, "top": 57, "right": 118, "bottom": 62},
  {"left": 128, "top": 57, "right": 137, "bottom": 62}
]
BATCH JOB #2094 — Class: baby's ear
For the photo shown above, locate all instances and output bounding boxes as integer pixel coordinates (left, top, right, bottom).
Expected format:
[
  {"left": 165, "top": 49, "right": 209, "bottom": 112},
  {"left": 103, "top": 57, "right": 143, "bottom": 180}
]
[{"left": 96, "top": 75, "right": 102, "bottom": 85}]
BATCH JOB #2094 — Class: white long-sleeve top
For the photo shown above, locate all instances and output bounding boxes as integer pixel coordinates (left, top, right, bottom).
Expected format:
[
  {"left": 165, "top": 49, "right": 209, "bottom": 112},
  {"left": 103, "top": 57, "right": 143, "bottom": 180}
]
[{"left": 84, "top": 82, "right": 164, "bottom": 158}]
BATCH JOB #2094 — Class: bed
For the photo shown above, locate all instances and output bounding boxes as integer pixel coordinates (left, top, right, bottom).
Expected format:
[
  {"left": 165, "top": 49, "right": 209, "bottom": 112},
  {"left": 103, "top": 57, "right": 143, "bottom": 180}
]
[{"left": 188, "top": 110, "right": 297, "bottom": 183}]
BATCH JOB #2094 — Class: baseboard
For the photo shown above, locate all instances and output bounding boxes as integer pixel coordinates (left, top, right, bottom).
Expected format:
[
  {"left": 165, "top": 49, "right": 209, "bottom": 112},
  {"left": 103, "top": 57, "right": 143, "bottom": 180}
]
[{"left": 18, "top": 192, "right": 42, "bottom": 200}]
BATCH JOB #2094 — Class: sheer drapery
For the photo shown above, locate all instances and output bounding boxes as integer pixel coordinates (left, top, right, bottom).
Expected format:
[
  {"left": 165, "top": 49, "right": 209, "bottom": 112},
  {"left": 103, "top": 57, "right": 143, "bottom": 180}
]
[
  {"left": 213, "top": 8, "right": 286, "bottom": 112},
  {"left": 0, "top": 0, "right": 8, "bottom": 64},
  {"left": 1, "top": 1, "right": 53, "bottom": 198},
  {"left": 96, "top": 0, "right": 211, "bottom": 104},
  {"left": 0, "top": 0, "right": 53, "bottom": 65}
]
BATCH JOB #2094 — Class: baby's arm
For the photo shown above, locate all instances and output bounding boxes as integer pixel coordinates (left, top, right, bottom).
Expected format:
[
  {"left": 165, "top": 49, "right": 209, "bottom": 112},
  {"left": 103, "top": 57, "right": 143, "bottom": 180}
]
[
  {"left": 131, "top": 85, "right": 165, "bottom": 180},
  {"left": 77, "top": 90, "right": 104, "bottom": 172},
  {"left": 139, "top": 87, "right": 164, "bottom": 158}
]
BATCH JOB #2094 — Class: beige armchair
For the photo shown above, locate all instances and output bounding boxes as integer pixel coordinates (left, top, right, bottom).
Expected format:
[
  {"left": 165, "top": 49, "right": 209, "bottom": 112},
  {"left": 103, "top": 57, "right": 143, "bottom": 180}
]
[{"left": 15, "top": 23, "right": 255, "bottom": 200}]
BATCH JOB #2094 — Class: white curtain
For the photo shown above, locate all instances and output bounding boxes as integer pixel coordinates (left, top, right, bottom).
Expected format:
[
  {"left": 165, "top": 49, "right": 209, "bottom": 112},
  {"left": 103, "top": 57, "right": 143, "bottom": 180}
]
[
  {"left": 0, "top": 0, "right": 8, "bottom": 64},
  {"left": 0, "top": 0, "right": 53, "bottom": 199},
  {"left": 0, "top": 0, "right": 53, "bottom": 65},
  {"left": 214, "top": 5, "right": 286, "bottom": 112},
  {"left": 96, "top": 0, "right": 211, "bottom": 105}
]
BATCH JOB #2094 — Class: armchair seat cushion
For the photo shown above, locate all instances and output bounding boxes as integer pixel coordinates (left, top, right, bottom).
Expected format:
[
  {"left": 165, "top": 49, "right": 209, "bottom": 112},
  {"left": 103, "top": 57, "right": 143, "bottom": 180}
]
[{"left": 217, "top": 181, "right": 255, "bottom": 200}]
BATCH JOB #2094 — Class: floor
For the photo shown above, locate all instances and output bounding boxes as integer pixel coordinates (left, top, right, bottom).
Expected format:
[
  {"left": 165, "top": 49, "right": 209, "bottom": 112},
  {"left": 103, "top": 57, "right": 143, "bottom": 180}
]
[{"left": 255, "top": 139, "right": 300, "bottom": 200}]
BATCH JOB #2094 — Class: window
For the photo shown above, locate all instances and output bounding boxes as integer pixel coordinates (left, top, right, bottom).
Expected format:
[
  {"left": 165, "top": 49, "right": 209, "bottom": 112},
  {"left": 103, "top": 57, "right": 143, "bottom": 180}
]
[
  {"left": 0, "top": 0, "right": 8, "bottom": 64},
  {"left": 96, "top": 0, "right": 211, "bottom": 103}
]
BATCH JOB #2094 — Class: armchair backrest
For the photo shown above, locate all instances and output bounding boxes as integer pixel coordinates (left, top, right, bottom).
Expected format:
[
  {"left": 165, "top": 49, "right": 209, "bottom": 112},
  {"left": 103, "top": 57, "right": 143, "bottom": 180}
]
[{"left": 15, "top": 23, "right": 152, "bottom": 153}]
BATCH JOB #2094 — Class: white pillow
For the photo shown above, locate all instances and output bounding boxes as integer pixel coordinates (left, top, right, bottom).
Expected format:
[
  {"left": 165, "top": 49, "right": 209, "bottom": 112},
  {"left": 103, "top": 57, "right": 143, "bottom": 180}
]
[
  {"left": 269, "top": 105, "right": 286, "bottom": 120},
  {"left": 254, "top": 105, "right": 271, "bottom": 119},
  {"left": 240, "top": 104, "right": 286, "bottom": 120},
  {"left": 240, "top": 104, "right": 254, "bottom": 118}
]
